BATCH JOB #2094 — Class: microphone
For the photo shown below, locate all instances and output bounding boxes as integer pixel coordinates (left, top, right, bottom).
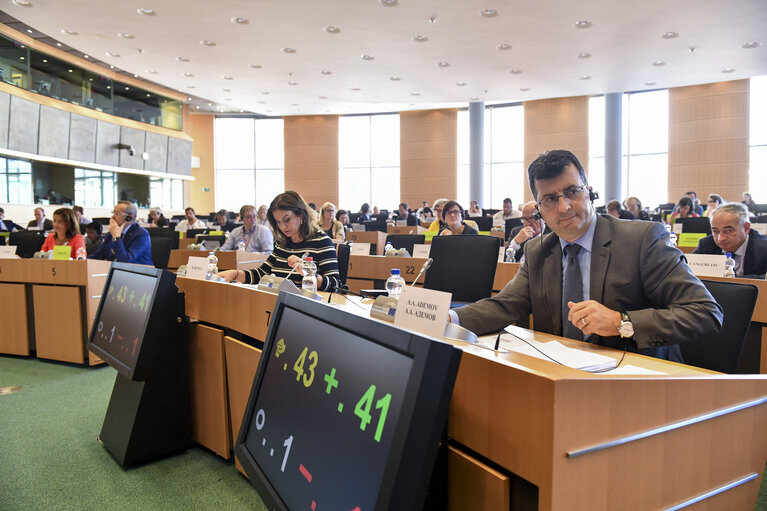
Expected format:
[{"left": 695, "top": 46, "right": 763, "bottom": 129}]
[
  {"left": 410, "top": 257, "right": 433, "bottom": 287},
  {"left": 284, "top": 251, "right": 309, "bottom": 279},
  {"left": 327, "top": 285, "right": 368, "bottom": 310}
]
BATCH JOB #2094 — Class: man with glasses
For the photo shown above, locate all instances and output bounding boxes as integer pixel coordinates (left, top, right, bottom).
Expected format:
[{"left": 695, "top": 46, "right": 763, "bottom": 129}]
[
  {"left": 88, "top": 201, "right": 153, "bottom": 265},
  {"left": 506, "top": 201, "right": 547, "bottom": 263},
  {"left": 450, "top": 149, "right": 722, "bottom": 362},
  {"left": 221, "top": 205, "right": 274, "bottom": 253}
]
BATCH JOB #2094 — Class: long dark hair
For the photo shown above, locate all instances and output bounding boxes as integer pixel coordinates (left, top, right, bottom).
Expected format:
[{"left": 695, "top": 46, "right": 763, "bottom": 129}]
[
  {"left": 267, "top": 191, "right": 319, "bottom": 245},
  {"left": 53, "top": 208, "right": 79, "bottom": 239}
]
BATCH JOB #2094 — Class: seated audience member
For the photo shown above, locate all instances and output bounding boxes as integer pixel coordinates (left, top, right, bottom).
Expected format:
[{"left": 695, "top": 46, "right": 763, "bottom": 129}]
[
  {"left": 622, "top": 196, "right": 650, "bottom": 221},
  {"left": 84, "top": 221, "right": 104, "bottom": 255},
  {"left": 221, "top": 205, "right": 274, "bottom": 253},
  {"left": 88, "top": 201, "right": 153, "bottom": 265},
  {"left": 359, "top": 203, "right": 372, "bottom": 222},
  {"left": 257, "top": 204, "right": 270, "bottom": 227},
  {"left": 319, "top": 202, "right": 345, "bottom": 241},
  {"left": 0, "top": 207, "right": 23, "bottom": 232},
  {"left": 148, "top": 207, "right": 170, "bottom": 228},
  {"left": 427, "top": 198, "right": 449, "bottom": 232},
  {"left": 669, "top": 196, "right": 699, "bottom": 223},
  {"left": 415, "top": 200, "right": 429, "bottom": 219},
  {"left": 421, "top": 207, "right": 435, "bottom": 221},
  {"left": 449, "top": 149, "right": 722, "bottom": 362},
  {"left": 742, "top": 192, "right": 757, "bottom": 213},
  {"left": 336, "top": 209, "right": 352, "bottom": 234},
  {"left": 507, "top": 201, "right": 547, "bottom": 263},
  {"left": 693, "top": 202, "right": 767, "bottom": 278},
  {"left": 672, "top": 191, "right": 704, "bottom": 216},
  {"left": 372, "top": 205, "right": 380, "bottom": 216},
  {"left": 704, "top": 194, "right": 723, "bottom": 217},
  {"left": 72, "top": 205, "right": 91, "bottom": 225},
  {"left": 308, "top": 202, "right": 318, "bottom": 212},
  {"left": 40, "top": 208, "right": 86, "bottom": 258},
  {"left": 394, "top": 202, "right": 418, "bottom": 226},
  {"left": 606, "top": 200, "right": 635, "bottom": 220},
  {"left": 213, "top": 209, "right": 237, "bottom": 232},
  {"left": 175, "top": 207, "right": 207, "bottom": 232},
  {"left": 439, "top": 200, "right": 478, "bottom": 236},
  {"left": 468, "top": 200, "right": 482, "bottom": 217},
  {"left": 28, "top": 207, "right": 53, "bottom": 231},
  {"left": 492, "top": 197, "right": 522, "bottom": 226},
  {"left": 217, "top": 191, "right": 341, "bottom": 291}
]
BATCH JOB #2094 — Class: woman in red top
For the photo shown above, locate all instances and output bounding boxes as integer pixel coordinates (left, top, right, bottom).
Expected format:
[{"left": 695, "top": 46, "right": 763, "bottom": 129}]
[{"left": 41, "top": 207, "right": 86, "bottom": 258}]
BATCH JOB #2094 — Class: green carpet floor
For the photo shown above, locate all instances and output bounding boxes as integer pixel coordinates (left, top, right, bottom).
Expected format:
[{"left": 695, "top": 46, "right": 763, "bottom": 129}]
[
  {"left": 1, "top": 355, "right": 766, "bottom": 510},
  {"left": 0, "top": 356, "right": 265, "bottom": 511}
]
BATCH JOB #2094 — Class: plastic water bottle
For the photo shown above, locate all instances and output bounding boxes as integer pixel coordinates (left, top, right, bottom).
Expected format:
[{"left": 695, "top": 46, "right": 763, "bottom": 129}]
[
  {"left": 385, "top": 269, "right": 406, "bottom": 298},
  {"left": 505, "top": 243, "right": 515, "bottom": 262},
  {"left": 237, "top": 238, "right": 246, "bottom": 252},
  {"left": 723, "top": 252, "right": 736, "bottom": 278},
  {"left": 384, "top": 242, "right": 394, "bottom": 255},
  {"left": 206, "top": 251, "right": 219, "bottom": 278},
  {"left": 301, "top": 256, "right": 317, "bottom": 294}
]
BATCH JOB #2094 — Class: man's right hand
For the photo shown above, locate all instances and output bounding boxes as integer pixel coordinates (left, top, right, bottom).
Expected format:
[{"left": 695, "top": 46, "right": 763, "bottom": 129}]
[{"left": 514, "top": 226, "right": 536, "bottom": 244}]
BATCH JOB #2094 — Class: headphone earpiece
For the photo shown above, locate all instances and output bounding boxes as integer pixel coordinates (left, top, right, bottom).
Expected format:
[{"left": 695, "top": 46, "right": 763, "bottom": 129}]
[
  {"left": 532, "top": 208, "right": 542, "bottom": 221},
  {"left": 588, "top": 189, "right": 599, "bottom": 202},
  {"left": 125, "top": 214, "right": 134, "bottom": 222}
]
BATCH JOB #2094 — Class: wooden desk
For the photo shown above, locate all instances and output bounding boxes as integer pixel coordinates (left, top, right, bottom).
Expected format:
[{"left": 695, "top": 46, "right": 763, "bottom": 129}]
[
  {"left": 387, "top": 225, "right": 426, "bottom": 235},
  {"left": 168, "top": 249, "right": 265, "bottom": 271},
  {"left": 348, "top": 231, "right": 387, "bottom": 255},
  {"left": 0, "top": 258, "right": 110, "bottom": 364}
]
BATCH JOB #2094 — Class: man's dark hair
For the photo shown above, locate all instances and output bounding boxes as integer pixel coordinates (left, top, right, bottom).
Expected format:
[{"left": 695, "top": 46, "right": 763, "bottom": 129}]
[
  {"left": 360, "top": 203, "right": 370, "bottom": 214},
  {"left": 86, "top": 221, "right": 103, "bottom": 235},
  {"left": 73, "top": 205, "right": 84, "bottom": 214},
  {"left": 527, "top": 150, "right": 587, "bottom": 199},
  {"left": 685, "top": 191, "right": 697, "bottom": 199},
  {"left": 399, "top": 202, "right": 409, "bottom": 210},
  {"left": 216, "top": 209, "right": 228, "bottom": 218},
  {"left": 503, "top": 198, "right": 512, "bottom": 205},
  {"left": 606, "top": 200, "right": 622, "bottom": 213},
  {"left": 0, "top": 207, "right": 4, "bottom": 214},
  {"left": 185, "top": 207, "right": 195, "bottom": 215},
  {"left": 307, "top": 202, "right": 317, "bottom": 211}
]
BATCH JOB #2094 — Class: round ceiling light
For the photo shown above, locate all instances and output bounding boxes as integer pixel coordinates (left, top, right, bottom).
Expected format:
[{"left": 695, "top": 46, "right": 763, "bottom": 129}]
[{"left": 137, "top": 8, "right": 156, "bottom": 16}]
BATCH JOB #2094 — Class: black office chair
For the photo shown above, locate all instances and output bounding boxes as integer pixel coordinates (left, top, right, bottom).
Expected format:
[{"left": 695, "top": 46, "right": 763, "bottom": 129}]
[
  {"left": 504, "top": 218, "right": 523, "bottom": 240},
  {"left": 679, "top": 279, "right": 758, "bottom": 374},
  {"left": 336, "top": 243, "right": 351, "bottom": 286},
  {"left": 147, "top": 228, "right": 180, "bottom": 250},
  {"left": 9, "top": 231, "right": 46, "bottom": 258},
  {"left": 385, "top": 234, "right": 425, "bottom": 256},
  {"left": 364, "top": 220, "right": 388, "bottom": 233},
  {"left": 468, "top": 216, "right": 493, "bottom": 231},
  {"left": 677, "top": 217, "right": 712, "bottom": 235},
  {"left": 754, "top": 215, "right": 767, "bottom": 224},
  {"left": 150, "top": 237, "right": 174, "bottom": 270},
  {"left": 186, "top": 228, "right": 210, "bottom": 239},
  {"left": 423, "top": 235, "right": 501, "bottom": 305}
]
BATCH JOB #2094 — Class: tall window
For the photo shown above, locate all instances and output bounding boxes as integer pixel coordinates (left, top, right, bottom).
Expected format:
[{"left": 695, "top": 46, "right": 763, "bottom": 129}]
[
  {"left": 0, "top": 158, "right": 32, "bottom": 203},
  {"left": 149, "top": 177, "right": 183, "bottom": 211},
  {"left": 749, "top": 75, "right": 767, "bottom": 199},
  {"left": 214, "top": 117, "right": 284, "bottom": 210},
  {"left": 457, "top": 105, "right": 524, "bottom": 210},
  {"left": 338, "top": 114, "right": 399, "bottom": 212},
  {"left": 588, "top": 91, "right": 668, "bottom": 209},
  {"left": 74, "top": 168, "right": 116, "bottom": 208}
]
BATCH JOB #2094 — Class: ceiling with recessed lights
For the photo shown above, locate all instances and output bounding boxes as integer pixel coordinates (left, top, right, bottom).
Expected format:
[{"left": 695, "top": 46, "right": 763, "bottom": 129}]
[{"left": 3, "top": 0, "right": 766, "bottom": 116}]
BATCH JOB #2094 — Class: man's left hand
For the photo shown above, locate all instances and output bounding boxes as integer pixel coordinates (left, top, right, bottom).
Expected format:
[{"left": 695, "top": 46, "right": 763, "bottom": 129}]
[{"left": 567, "top": 300, "right": 622, "bottom": 337}]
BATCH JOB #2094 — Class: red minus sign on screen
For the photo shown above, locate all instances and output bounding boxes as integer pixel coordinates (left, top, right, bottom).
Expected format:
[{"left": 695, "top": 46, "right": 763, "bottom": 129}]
[{"left": 299, "top": 463, "right": 312, "bottom": 483}]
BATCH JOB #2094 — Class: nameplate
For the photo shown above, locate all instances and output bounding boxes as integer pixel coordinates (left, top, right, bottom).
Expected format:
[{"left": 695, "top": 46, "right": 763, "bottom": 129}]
[
  {"left": 672, "top": 223, "right": 683, "bottom": 234},
  {"left": 751, "top": 223, "right": 767, "bottom": 235},
  {"left": 678, "top": 232, "right": 706, "bottom": 247},
  {"left": 0, "top": 245, "right": 16, "bottom": 258},
  {"left": 395, "top": 220, "right": 407, "bottom": 227},
  {"left": 27, "top": 226, "right": 41, "bottom": 231},
  {"left": 686, "top": 254, "right": 726, "bottom": 277},
  {"left": 52, "top": 245, "right": 71, "bottom": 260},
  {"left": 351, "top": 223, "right": 365, "bottom": 232},
  {"left": 412, "top": 244, "right": 431, "bottom": 258},
  {"left": 185, "top": 256, "right": 209, "bottom": 280},
  {"left": 394, "top": 286, "right": 451, "bottom": 340},
  {"left": 208, "top": 230, "right": 223, "bottom": 236},
  {"left": 350, "top": 242, "right": 370, "bottom": 256}
]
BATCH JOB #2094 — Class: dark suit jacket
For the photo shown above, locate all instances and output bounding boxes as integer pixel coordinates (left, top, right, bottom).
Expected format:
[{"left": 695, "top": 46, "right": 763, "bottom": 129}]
[
  {"left": 693, "top": 229, "right": 767, "bottom": 278},
  {"left": 88, "top": 223, "right": 153, "bottom": 265},
  {"left": 457, "top": 215, "right": 723, "bottom": 361},
  {"left": 27, "top": 219, "right": 53, "bottom": 230},
  {"left": 214, "top": 220, "right": 238, "bottom": 233},
  {"left": 395, "top": 212, "right": 418, "bottom": 226},
  {"left": 507, "top": 225, "right": 551, "bottom": 262}
]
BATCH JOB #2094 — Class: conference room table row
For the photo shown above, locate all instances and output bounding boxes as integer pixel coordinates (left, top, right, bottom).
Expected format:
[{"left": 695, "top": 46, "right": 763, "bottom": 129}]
[{"left": 174, "top": 275, "right": 767, "bottom": 511}]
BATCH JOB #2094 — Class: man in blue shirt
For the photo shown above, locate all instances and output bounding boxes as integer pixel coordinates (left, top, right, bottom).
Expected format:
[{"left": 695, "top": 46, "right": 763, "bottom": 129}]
[{"left": 88, "top": 201, "right": 153, "bottom": 265}]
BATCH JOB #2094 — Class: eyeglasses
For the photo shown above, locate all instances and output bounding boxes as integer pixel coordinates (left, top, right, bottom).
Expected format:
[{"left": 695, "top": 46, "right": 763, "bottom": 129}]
[
  {"left": 537, "top": 185, "right": 587, "bottom": 210},
  {"left": 521, "top": 216, "right": 536, "bottom": 223},
  {"left": 444, "top": 209, "right": 462, "bottom": 217}
]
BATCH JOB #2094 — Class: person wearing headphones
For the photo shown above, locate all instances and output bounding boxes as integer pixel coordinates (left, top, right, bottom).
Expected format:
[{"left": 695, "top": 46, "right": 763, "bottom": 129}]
[
  {"left": 449, "top": 149, "right": 722, "bottom": 362},
  {"left": 506, "top": 201, "right": 547, "bottom": 263},
  {"left": 88, "top": 200, "right": 153, "bottom": 265},
  {"left": 27, "top": 207, "right": 53, "bottom": 231}
]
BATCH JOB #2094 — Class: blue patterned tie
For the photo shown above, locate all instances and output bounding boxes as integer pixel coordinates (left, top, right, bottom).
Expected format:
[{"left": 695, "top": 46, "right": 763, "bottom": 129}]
[{"left": 562, "top": 244, "right": 583, "bottom": 340}]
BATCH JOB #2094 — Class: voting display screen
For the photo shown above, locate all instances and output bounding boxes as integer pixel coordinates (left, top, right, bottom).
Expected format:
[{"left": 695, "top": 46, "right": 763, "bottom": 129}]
[
  {"left": 236, "top": 292, "right": 461, "bottom": 511},
  {"left": 89, "top": 265, "right": 159, "bottom": 378}
]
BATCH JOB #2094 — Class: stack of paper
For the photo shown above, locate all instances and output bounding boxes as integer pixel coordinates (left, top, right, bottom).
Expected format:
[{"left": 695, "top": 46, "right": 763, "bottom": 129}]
[{"left": 501, "top": 335, "right": 617, "bottom": 372}]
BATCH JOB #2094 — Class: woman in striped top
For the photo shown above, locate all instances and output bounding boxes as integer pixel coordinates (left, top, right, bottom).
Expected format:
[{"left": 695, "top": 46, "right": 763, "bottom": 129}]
[{"left": 217, "top": 191, "right": 341, "bottom": 291}]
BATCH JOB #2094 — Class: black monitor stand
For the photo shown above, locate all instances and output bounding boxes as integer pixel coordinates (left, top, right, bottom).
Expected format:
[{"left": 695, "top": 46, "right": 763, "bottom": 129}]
[{"left": 98, "top": 291, "right": 190, "bottom": 466}]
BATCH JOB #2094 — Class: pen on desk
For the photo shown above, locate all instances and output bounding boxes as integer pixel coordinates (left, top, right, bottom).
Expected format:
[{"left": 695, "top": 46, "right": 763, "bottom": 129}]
[{"left": 494, "top": 332, "right": 502, "bottom": 351}]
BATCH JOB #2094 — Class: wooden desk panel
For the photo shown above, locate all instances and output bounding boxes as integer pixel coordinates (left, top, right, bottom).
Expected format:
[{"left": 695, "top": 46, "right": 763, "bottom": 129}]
[
  {"left": 0, "top": 259, "right": 111, "bottom": 285},
  {"left": 493, "top": 262, "right": 520, "bottom": 291},
  {"left": 347, "top": 255, "right": 428, "bottom": 283},
  {"left": 348, "top": 231, "right": 387, "bottom": 255},
  {"left": 224, "top": 336, "right": 262, "bottom": 476},
  {"left": 448, "top": 445, "right": 510, "bottom": 511},
  {"left": 188, "top": 324, "right": 230, "bottom": 459},
  {"left": 168, "top": 250, "right": 266, "bottom": 271},
  {"left": 32, "top": 285, "right": 84, "bottom": 364},
  {"left": 387, "top": 225, "right": 426, "bottom": 235},
  {"left": 0, "top": 283, "right": 29, "bottom": 356}
]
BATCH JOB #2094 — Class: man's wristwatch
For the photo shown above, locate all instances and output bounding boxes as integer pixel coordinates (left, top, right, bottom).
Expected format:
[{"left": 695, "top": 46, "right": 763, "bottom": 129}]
[{"left": 618, "top": 312, "right": 634, "bottom": 338}]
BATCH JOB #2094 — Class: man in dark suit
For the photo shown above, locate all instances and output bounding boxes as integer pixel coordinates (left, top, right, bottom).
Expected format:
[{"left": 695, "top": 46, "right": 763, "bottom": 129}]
[
  {"left": 88, "top": 200, "right": 153, "bottom": 265},
  {"left": 693, "top": 202, "right": 767, "bottom": 278},
  {"left": 212, "top": 209, "right": 238, "bottom": 233},
  {"left": 506, "top": 201, "right": 546, "bottom": 263},
  {"left": 394, "top": 202, "right": 418, "bottom": 226},
  {"left": 0, "top": 207, "right": 23, "bottom": 232},
  {"left": 450, "top": 150, "right": 722, "bottom": 362},
  {"left": 27, "top": 207, "right": 53, "bottom": 231}
]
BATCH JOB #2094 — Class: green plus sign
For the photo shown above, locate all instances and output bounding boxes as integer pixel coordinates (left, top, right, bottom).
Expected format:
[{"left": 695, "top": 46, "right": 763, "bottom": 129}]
[{"left": 323, "top": 368, "right": 339, "bottom": 394}]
